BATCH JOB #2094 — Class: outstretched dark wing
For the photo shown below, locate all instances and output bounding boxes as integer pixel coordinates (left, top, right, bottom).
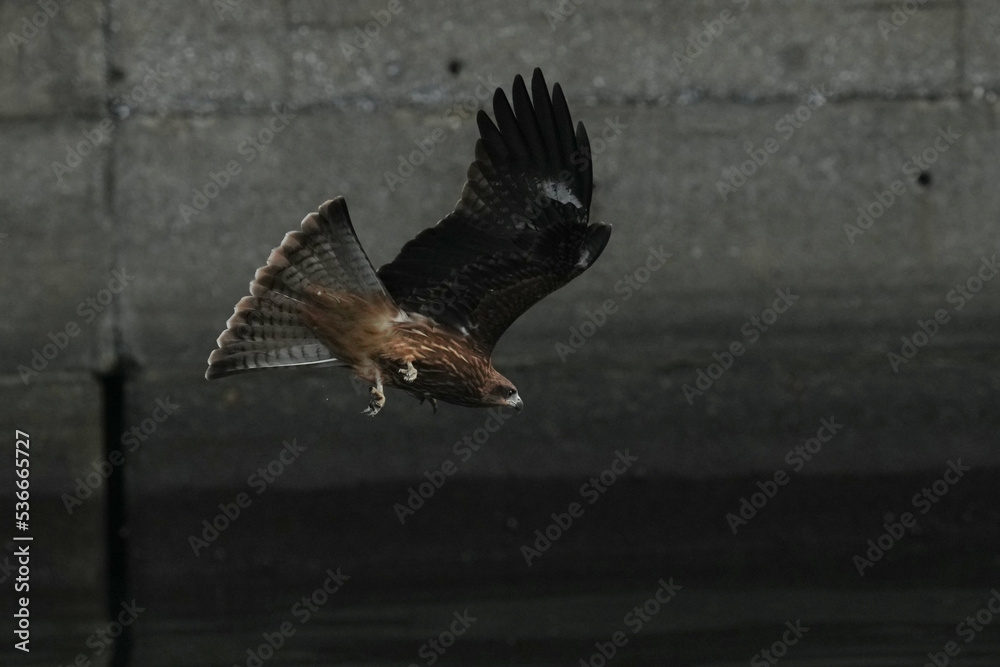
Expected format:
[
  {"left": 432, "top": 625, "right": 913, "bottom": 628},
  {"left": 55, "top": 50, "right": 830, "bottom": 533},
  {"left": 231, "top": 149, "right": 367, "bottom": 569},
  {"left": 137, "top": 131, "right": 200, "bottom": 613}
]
[{"left": 377, "top": 68, "right": 612, "bottom": 353}]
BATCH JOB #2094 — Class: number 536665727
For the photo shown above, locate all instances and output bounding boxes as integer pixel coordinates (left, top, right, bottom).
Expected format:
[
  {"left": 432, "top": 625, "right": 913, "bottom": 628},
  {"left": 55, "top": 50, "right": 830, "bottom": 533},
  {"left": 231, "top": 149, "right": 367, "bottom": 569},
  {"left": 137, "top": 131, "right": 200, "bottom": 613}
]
[{"left": 15, "top": 431, "right": 29, "bottom": 524}]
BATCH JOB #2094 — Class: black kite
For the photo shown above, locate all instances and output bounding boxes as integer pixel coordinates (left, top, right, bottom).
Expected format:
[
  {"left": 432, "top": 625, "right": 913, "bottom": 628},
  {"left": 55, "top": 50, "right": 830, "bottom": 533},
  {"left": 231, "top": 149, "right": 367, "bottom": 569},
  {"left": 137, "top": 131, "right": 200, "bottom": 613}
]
[{"left": 206, "top": 69, "right": 611, "bottom": 415}]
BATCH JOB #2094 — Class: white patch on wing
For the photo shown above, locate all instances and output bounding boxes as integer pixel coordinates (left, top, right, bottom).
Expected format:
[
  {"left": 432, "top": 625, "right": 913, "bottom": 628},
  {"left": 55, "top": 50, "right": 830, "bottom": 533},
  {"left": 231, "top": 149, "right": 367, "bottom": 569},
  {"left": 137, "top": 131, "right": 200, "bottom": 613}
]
[
  {"left": 542, "top": 180, "right": 581, "bottom": 207},
  {"left": 395, "top": 310, "right": 432, "bottom": 334},
  {"left": 575, "top": 248, "right": 591, "bottom": 269},
  {"left": 398, "top": 306, "right": 473, "bottom": 338}
]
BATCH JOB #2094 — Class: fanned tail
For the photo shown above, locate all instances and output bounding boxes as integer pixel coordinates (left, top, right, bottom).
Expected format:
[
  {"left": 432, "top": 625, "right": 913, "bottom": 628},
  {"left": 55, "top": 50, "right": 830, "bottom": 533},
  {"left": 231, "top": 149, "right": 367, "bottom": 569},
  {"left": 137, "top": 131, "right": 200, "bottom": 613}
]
[{"left": 206, "top": 197, "right": 387, "bottom": 380}]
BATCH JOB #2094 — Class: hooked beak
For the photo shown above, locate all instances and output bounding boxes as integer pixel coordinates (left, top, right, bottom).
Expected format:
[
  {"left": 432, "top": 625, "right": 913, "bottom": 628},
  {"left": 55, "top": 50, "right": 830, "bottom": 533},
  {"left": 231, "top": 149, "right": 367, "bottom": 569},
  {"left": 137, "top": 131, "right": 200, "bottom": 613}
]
[{"left": 507, "top": 392, "right": 523, "bottom": 413}]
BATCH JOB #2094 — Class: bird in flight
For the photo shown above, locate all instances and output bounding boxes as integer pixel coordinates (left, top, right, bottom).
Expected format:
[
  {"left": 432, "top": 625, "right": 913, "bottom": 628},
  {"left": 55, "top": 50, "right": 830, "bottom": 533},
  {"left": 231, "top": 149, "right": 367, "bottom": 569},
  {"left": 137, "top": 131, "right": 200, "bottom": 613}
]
[{"left": 206, "top": 68, "right": 611, "bottom": 415}]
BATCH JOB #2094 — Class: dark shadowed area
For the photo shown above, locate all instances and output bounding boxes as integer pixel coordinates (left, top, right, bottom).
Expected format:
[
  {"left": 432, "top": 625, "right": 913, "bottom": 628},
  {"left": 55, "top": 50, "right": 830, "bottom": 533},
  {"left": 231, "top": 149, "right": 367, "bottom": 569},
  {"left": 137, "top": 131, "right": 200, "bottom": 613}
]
[{"left": 2, "top": 0, "right": 999, "bottom": 665}]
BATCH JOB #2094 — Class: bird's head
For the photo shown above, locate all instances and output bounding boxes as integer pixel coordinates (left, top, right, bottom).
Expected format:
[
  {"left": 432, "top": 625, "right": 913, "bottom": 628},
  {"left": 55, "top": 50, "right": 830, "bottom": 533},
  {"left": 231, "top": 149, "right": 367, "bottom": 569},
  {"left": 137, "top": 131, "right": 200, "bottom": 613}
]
[{"left": 485, "top": 373, "right": 523, "bottom": 413}]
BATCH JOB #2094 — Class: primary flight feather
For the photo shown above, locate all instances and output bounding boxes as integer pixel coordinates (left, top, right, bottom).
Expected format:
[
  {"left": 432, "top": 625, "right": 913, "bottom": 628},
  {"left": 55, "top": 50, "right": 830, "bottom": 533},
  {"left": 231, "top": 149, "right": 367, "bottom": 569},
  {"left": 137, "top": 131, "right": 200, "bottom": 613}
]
[{"left": 206, "top": 68, "right": 612, "bottom": 415}]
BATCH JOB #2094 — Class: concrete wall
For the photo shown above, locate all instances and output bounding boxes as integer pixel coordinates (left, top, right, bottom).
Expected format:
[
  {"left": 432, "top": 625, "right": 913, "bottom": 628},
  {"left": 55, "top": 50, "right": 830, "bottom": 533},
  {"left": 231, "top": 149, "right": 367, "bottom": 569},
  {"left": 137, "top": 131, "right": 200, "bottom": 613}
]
[{"left": 2, "top": 0, "right": 998, "bottom": 664}]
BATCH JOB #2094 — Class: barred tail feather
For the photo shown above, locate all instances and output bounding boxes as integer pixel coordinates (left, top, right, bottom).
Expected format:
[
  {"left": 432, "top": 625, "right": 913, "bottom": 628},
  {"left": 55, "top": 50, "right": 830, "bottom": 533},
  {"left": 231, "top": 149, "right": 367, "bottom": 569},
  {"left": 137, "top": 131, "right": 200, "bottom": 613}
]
[
  {"left": 205, "top": 293, "right": 340, "bottom": 379},
  {"left": 206, "top": 196, "right": 385, "bottom": 380}
]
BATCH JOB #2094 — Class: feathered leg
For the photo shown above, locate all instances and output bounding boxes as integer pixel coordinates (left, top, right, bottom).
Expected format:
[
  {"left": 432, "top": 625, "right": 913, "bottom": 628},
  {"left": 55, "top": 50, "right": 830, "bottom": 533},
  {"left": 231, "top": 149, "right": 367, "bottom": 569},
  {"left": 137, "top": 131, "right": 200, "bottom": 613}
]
[{"left": 363, "top": 371, "right": 385, "bottom": 416}]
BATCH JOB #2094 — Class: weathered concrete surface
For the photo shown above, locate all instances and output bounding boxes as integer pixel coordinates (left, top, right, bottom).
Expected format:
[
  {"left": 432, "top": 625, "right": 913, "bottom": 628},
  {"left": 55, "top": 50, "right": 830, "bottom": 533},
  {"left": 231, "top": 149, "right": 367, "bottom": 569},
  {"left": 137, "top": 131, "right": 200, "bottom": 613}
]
[
  {"left": 0, "top": 120, "right": 115, "bottom": 379},
  {"left": 0, "top": 375, "right": 108, "bottom": 667},
  {"left": 127, "top": 353, "right": 999, "bottom": 488},
  {"left": 0, "top": 0, "right": 105, "bottom": 117},
  {"left": 115, "top": 100, "right": 1000, "bottom": 367},
  {"left": 3, "top": 0, "right": 1000, "bottom": 665},
  {"left": 108, "top": 0, "right": 964, "bottom": 112},
  {"left": 128, "top": 585, "right": 1000, "bottom": 666},
  {"left": 122, "top": 473, "right": 1000, "bottom": 664},
  {"left": 964, "top": 0, "right": 1000, "bottom": 92}
]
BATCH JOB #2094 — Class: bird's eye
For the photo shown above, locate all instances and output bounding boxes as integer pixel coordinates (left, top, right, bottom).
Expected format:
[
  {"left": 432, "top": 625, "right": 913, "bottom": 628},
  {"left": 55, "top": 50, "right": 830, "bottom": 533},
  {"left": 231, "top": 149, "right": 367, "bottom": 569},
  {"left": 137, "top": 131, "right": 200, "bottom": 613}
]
[{"left": 507, "top": 388, "right": 516, "bottom": 398}]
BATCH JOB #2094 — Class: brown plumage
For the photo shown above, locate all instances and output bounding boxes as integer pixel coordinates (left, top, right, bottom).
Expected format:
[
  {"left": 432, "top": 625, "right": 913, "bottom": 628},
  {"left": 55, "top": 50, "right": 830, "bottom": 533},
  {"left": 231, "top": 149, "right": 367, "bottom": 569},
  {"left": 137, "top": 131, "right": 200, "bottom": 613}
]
[{"left": 206, "top": 69, "right": 612, "bottom": 415}]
